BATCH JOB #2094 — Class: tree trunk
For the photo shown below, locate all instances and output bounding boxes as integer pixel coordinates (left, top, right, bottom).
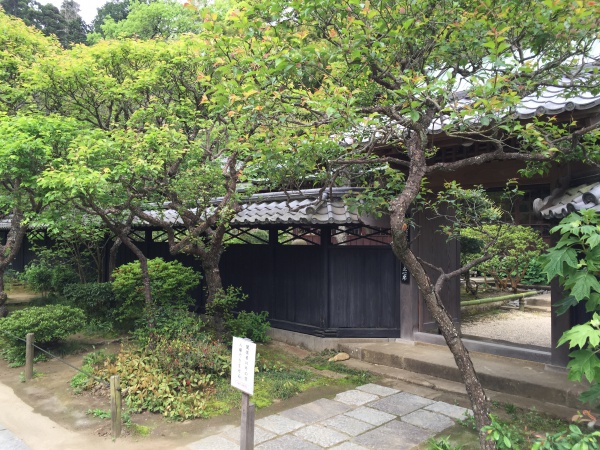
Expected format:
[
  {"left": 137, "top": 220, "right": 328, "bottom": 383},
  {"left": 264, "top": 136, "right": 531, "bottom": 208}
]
[
  {"left": 388, "top": 127, "right": 495, "bottom": 449},
  {"left": 0, "top": 271, "right": 7, "bottom": 318},
  {"left": 202, "top": 252, "right": 224, "bottom": 305},
  {"left": 107, "top": 237, "right": 121, "bottom": 281},
  {"left": 392, "top": 234, "right": 493, "bottom": 449}
]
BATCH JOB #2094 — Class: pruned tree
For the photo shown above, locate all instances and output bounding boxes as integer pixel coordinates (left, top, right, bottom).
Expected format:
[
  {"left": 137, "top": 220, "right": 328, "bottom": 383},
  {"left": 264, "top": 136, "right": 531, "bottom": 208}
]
[{"left": 244, "top": 0, "right": 600, "bottom": 447}]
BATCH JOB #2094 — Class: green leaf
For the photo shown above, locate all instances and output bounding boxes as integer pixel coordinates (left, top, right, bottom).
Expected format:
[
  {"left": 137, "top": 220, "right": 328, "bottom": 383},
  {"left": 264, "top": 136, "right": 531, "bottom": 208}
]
[
  {"left": 567, "top": 270, "right": 600, "bottom": 302},
  {"left": 554, "top": 295, "right": 578, "bottom": 316},
  {"left": 558, "top": 323, "right": 600, "bottom": 348},
  {"left": 543, "top": 247, "right": 578, "bottom": 281},
  {"left": 566, "top": 349, "right": 600, "bottom": 383}
]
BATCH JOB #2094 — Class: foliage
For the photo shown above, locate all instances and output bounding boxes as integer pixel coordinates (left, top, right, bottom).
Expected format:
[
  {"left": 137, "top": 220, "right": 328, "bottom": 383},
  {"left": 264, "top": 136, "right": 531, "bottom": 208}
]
[
  {"left": 88, "top": 335, "right": 230, "bottom": 420},
  {"left": 204, "top": 286, "right": 270, "bottom": 342},
  {"left": 111, "top": 258, "right": 200, "bottom": 324},
  {"left": 97, "top": 0, "right": 201, "bottom": 41},
  {"left": 462, "top": 225, "right": 546, "bottom": 293},
  {"left": 427, "top": 437, "right": 462, "bottom": 450},
  {"left": 482, "top": 415, "right": 520, "bottom": 449},
  {"left": 205, "top": 286, "right": 246, "bottom": 321},
  {"left": 484, "top": 413, "right": 600, "bottom": 450},
  {"left": 227, "top": 311, "right": 270, "bottom": 343},
  {"left": 132, "top": 307, "right": 206, "bottom": 347},
  {"left": 62, "top": 282, "right": 117, "bottom": 323},
  {"left": 1, "top": 0, "right": 88, "bottom": 48},
  {"left": 542, "top": 209, "right": 600, "bottom": 407},
  {"left": 20, "top": 258, "right": 78, "bottom": 297},
  {"left": 521, "top": 257, "right": 547, "bottom": 286},
  {"left": 532, "top": 424, "right": 600, "bottom": 450},
  {"left": 0, "top": 304, "right": 85, "bottom": 365},
  {"left": 70, "top": 349, "right": 116, "bottom": 393}
]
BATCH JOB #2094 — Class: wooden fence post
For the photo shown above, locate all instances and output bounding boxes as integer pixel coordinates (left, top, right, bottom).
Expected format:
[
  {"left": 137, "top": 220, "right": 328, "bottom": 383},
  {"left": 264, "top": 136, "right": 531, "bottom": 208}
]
[
  {"left": 240, "top": 392, "right": 255, "bottom": 450},
  {"left": 25, "top": 333, "right": 34, "bottom": 381},
  {"left": 110, "top": 375, "right": 122, "bottom": 439}
]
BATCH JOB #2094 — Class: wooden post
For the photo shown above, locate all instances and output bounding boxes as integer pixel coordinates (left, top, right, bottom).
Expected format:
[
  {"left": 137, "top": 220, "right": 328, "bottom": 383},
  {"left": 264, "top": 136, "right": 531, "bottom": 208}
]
[
  {"left": 110, "top": 375, "right": 122, "bottom": 439},
  {"left": 240, "top": 392, "right": 255, "bottom": 450},
  {"left": 25, "top": 333, "right": 34, "bottom": 381},
  {"left": 519, "top": 295, "right": 525, "bottom": 311}
]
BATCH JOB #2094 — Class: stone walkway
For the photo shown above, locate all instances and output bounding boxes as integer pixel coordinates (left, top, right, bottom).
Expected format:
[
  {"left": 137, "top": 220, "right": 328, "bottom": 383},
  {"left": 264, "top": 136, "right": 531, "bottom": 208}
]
[
  {"left": 0, "top": 422, "right": 31, "bottom": 450},
  {"left": 187, "top": 384, "right": 472, "bottom": 450}
]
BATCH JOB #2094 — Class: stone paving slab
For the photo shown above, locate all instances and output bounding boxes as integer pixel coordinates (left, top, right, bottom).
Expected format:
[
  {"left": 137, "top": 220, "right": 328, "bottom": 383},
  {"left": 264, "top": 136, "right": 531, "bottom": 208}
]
[
  {"left": 368, "top": 392, "right": 435, "bottom": 417},
  {"left": 279, "top": 398, "right": 351, "bottom": 424},
  {"left": 344, "top": 406, "right": 396, "bottom": 426},
  {"left": 256, "top": 434, "right": 322, "bottom": 450},
  {"left": 334, "top": 390, "right": 379, "bottom": 406},
  {"left": 356, "top": 384, "right": 400, "bottom": 397},
  {"left": 352, "top": 419, "right": 435, "bottom": 450},
  {"left": 255, "top": 414, "right": 305, "bottom": 434},
  {"left": 321, "top": 414, "right": 376, "bottom": 436},
  {"left": 0, "top": 429, "right": 31, "bottom": 450},
  {"left": 424, "top": 401, "right": 472, "bottom": 420},
  {"left": 186, "top": 384, "right": 462, "bottom": 450},
  {"left": 295, "top": 424, "right": 349, "bottom": 447},
  {"left": 401, "top": 410, "right": 456, "bottom": 432},
  {"left": 188, "top": 435, "right": 239, "bottom": 450},
  {"left": 222, "top": 425, "right": 276, "bottom": 445},
  {"left": 331, "top": 443, "right": 370, "bottom": 450}
]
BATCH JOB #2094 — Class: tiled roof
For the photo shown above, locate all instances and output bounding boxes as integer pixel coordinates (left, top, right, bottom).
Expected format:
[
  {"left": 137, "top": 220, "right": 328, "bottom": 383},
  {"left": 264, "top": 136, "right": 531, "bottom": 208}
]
[
  {"left": 0, "top": 188, "right": 371, "bottom": 230},
  {"left": 430, "top": 79, "right": 600, "bottom": 134},
  {"left": 534, "top": 182, "right": 600, "bottom": 219}
]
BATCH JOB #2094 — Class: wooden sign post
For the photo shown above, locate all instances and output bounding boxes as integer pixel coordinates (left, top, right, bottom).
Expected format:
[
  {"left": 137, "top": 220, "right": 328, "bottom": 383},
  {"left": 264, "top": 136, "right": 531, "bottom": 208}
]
[{"left": 231, "top": 337, "right": 257, "bottom": 450}]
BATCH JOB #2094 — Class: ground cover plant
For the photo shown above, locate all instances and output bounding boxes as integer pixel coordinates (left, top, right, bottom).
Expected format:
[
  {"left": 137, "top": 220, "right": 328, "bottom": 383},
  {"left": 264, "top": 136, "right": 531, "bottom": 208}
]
[{"left": 73, "top": 342, "right": 373, "bottom": 421}]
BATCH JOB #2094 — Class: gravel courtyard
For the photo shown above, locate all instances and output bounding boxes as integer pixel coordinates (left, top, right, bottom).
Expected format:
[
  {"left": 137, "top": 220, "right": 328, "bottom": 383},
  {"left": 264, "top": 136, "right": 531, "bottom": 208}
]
[{"left": 461, "top": 309, "right": 551, "bottom": 348}]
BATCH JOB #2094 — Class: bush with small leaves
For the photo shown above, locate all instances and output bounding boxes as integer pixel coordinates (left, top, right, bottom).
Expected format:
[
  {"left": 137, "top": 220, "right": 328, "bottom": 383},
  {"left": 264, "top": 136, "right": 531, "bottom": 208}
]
[
  {"left": 111, "top": 258, "right": 200, "bottom": 325},
  {"left": 63, "top": 282, "right": 116, "bottom": 323},
  {"left": 0, "top": 305, "right": 86, "bottom": 366}
]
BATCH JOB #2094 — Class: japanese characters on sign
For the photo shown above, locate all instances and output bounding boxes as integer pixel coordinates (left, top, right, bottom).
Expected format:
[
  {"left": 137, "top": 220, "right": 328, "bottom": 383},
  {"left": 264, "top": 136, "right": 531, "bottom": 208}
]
[{"left": 231, "top": 336, "right": 257, "bottom": 395}]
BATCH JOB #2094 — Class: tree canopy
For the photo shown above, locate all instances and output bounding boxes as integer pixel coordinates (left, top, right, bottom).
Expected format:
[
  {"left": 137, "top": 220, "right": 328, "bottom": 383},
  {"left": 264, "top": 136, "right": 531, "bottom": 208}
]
[{"left": 1, "top": 1, "right": 599, "bottom": 447}]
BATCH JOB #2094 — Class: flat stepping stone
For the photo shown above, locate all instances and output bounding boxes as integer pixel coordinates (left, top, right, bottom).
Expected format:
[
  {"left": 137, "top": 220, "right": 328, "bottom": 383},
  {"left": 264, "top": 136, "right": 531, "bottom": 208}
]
[
  {"left": 322, "top": 414, "right": 376, "bottom": 436},
  {"left": 424, "top": 401, "right": 473, "bottom": 420},
  {"left": 368, "top": 392, "right": 435, "bottom": 417},
  {"left": 294, "top": 424, "right": 349, "bottom": 447},
  {"left": 256, "top": 434, "right": 322, "bottom": 450},
  {"left": 334, "top": 390, "right": 379, "bottom": 406},
  {"left": 344, "top": 406, "right": 396, "bottom": 426},
  {"left": 280, "top": 398, "right": 351, "bottom": 424},
  {"left": 256, "top": 414, "right": 305, "bottom": 434},
  {"left": 352, "top": 419, "right": 434, "bottom": 450},
  {"left": 401, "top": 410, "right": 455, "bottom": 432},
  {"left": 356, "top": 384, "right": 399, "bottom": 397}
]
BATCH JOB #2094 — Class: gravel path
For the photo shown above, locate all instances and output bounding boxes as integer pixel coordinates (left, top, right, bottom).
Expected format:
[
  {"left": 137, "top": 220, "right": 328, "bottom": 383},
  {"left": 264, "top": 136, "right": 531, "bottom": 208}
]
[{"left": 461, "top": 309, "right": 551, "bottom": 348}]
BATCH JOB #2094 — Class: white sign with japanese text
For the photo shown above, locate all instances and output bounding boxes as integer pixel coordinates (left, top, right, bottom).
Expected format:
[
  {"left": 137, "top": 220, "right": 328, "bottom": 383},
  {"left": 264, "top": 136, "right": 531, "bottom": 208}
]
[{"left": 231, "top": 337, "right": 256, "bottom": 395}]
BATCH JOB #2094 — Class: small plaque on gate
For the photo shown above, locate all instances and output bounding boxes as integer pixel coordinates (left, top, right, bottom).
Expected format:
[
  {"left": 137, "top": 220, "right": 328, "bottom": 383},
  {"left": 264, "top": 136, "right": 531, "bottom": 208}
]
[{"left": 231, "top": 336, "right": 257, "bottom": 395}]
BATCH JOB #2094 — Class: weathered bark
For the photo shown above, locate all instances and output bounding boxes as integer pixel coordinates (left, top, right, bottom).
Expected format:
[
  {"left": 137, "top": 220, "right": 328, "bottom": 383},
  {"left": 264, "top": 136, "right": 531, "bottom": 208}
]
[
  {"left": 0, "top": 210, "right": 29, "bottom": 318},
  {"left": 0, "top": 274, "right": 8, "bottom": 318},
  {"left": 202, "top": 251, "right": 224, "bottom": 305},
  {"left": 389, "top": 127, "right": 494, "bottom": 449}
]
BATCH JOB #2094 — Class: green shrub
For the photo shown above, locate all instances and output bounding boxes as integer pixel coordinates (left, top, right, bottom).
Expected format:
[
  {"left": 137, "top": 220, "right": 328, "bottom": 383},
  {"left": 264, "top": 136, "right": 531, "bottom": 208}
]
[
  {"left": 205, "top": 286, "right": 246, "bottom": 322},
  {"left": 63, "top": 283, "right": 116, "bottom": 322},
  {"left": 532, "top": 424, "right": 600, "bottom": 449},
  {"left": 111, "top": 258, "right": 200, "bottom": 324},
  {"left": 21, "top": 260, "right": 78, "bottom": 297},
  {"left": 227, "top": 311, "right": 270, "bottom": 343},
  {"left": 0, "top": 305, "right": 86, "bottom": 366},
  {"left": 521, "top": 257, "right": 547, "bottom": 285},
  {"left": 205, "top": 286, "right": 270, "bottom": 342},
  {"left": 132, "top": 307, "right": 206, "bottom": 347}
]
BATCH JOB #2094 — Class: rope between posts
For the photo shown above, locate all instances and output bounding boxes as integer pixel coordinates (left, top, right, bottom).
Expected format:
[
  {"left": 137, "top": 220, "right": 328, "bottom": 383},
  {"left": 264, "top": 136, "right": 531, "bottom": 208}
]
[{"left": 0, "top": 328, "right": 111, "bottom": 387}]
